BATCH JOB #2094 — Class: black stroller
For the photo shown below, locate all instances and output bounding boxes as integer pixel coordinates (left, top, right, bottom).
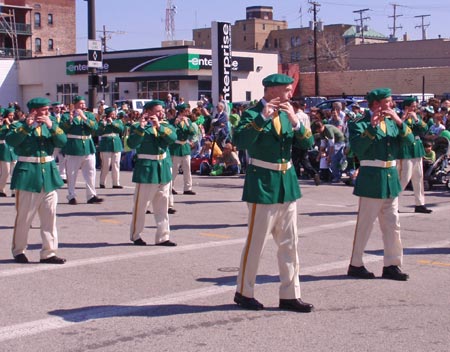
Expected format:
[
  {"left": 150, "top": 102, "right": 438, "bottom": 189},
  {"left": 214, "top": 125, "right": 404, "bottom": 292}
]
[{"left": 423, "top": 136, "right": 450, "bottom": 191}]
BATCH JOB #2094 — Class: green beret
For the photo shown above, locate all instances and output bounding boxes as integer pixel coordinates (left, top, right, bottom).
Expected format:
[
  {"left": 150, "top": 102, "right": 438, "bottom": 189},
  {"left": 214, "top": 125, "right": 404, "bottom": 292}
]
[
  {"left": 143, "top": 100, "right": 165, "bottom": 110},
  {"left": 176, "top": 103, "right": 190, "bottom": 112},
  {"left": 27, "top": 97, "right": 51, "bottom": 110},
  {"left": 104, "top": 107, "right": 114, "bottom": 116},
  {"left": 73, "top": 95, "right": 85, "bottom": 104},
  {"left": 51, "top": 101, "right": 61, "bottom": 106},
  {"left": 403, "top": 96, "right": 418, "bottom": 107},
  {"left": 3, "top": 107, "right": 15, "bottom": 116},
  {"left": 366, "top": 88, "right": 392, "bottom": 104},
  {"left": 262, "top": 73, "right": 294, "bottom": 87},
  {"left": 117, "top": 111, "right": 126, "bottom": 118}
]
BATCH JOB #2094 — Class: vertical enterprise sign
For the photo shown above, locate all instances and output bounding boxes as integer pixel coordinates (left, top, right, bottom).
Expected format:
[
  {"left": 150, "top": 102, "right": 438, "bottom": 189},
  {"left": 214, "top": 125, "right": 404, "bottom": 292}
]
[{"left": 211, "top": 22, "right": 232, "bottom": 103}]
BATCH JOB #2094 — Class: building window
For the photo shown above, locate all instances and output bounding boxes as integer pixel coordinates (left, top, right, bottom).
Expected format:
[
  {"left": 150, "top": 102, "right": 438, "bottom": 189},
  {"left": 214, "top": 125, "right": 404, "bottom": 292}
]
[
  {"left": 35, "top": 38, "right": 42, "bottom": 52},
  {"left": 56, "top": 83, "right": 79, "bottom": 106},
  {"left": 264, "top": 39, "right": 269, "bottom": 48},
  {"left": 243, "top": 35, "right": 246, "bottom": 42},
  {"left": 274, "top": 39, "right": 278, "bottom": 48},
  {"left": 34, "top": 12, "right": 41, "bottom": 28},
  {"left": 262, "top": 24, "right": 266, "bottom": 30},
  {"left": 243, "top": 24, "right": 246, "bottom": 31},
  {"left": 48, "top": 39, "right": 54, "bottom": 50},
  {"left": 137, "top": 80, "right": 180, "bottom": 100},
  {"left": 48, "top": 13, "right": 53, "bottom": 25}
]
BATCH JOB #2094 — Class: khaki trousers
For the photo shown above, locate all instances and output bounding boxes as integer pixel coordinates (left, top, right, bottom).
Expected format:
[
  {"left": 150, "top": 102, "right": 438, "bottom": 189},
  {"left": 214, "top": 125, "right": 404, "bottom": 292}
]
[
  {"left": 53, "top": 148, "right": 66, "bottom": 180},
  {"left": 129, "top": 182, "right": 170, "bottom": 244},
  {"left": 171, "top": 155, "right": 192, "bottom": 192},
  {"left": 12, "top": 189, "right": 59, "bottom": 259},
  {"left": 100, "top": 151, "right": 121, "bottom": 187},
  {"left": 236, "top": 201, "right": 301, "bottom": 300},
  {"left": 0, "top": 160, "right": 15, "bottom": 193},
  {"left": 350, "top": 196, "right": 403, "bottom": 267},
  {"left": 397, "top": 157, "right": 425, "bottom": 206},
  {"left": 65, "top": 154, "right": 97, "bottom": 201}
]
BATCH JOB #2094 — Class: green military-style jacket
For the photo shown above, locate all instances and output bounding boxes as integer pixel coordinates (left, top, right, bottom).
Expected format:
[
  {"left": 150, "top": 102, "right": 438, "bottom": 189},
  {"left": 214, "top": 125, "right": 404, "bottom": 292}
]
[
  {"left": 168, "top": 118, "right": 196, "bottom": 157},
  {"left": 97, "top": 119, "right": 124, "bottom": 153},
  {"left": 6, "top": 121, "right": 67, "bottom": 193},
  {"left": 0, "top": 123, "right": 17, "bottom": 162},
  {"left": 59, "top": 111, "right": 97, "bottom": 155},
  {"left": 398, "top": 114, "right": 428, "bottom": 159},
  {"left": 233, "top": 100, "right": 314, "bottom": 204},
  {"left": 349, "top": 110, "right": 414, "bottom": 199},
  {"left": 127, "top": 121, "right": 177, "bottom": 184}
]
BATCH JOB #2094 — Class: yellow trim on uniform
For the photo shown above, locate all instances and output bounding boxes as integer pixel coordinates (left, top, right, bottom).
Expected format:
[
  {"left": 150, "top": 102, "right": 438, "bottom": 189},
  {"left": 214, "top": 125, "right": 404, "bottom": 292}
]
[
  {"left": 362, "top": 129, "right": 375, "bottom": 140},
  {"left": 298, "top": 128, "right": 312, "bottom": 140},
  {"left": 400, "top": 126, "right": 412, "bottom": 137},
  {"left": 248, "top": 121, "right": 263, "bottom": 132},
  {"left": 135, "top": 129, "right": 145, "bottom": 137},
  {"left": 239, "top": 203, "right": 257, "bottom": 295}
]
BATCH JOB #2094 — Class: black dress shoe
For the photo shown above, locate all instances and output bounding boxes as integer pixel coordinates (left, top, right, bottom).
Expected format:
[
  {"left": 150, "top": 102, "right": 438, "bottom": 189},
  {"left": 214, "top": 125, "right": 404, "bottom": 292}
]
[
  {"left": 14, "top": 253, "right": 29, "bottom": 264},
  {"left": 183, "top": 190, "right": 196, "bottom": 195},
  {"left": 0, "top": 192, "right": 6, "bottom": 197},
  {"left": 279, "top": 299, "right": 314, "bottom": 313},
  {"left": 68, "top": 198, "right": 77, "bottom": 205},
  {"left": 99, "top": 184, "right": 105, "bottom": 189},
  {"left": 168, "top": 207, "right": 177, "bottom": 214},
  {"left": 63, "top": 179, "right": 67, "bottom": 184},
  {"left": 234, "top": 292, "right": 264, "bottom": 310},
  {"left": 171, "top": 189, "right": 178, "bottom": 195},
  {"left": 133, "top": 238, "right": 147, "bottom": 246},
  {"left": 146, "top": 210, "right": 153, "bottom": 214},
  {"left": 87, "top": 195, "right": 104, "bottom": 204},
  {"left": 415, "top": 205, "right": 432, "bottom": 214},
  {"left": 347, "top": 265, "right": 375, "bottom": 279},
  {"left": 112, "top": 185, "right": 123, "bottom": 189},
  {"left": 382, "top": 265, "right": 409, "bottom": 281},
  {"left": 40, "top": 256, "right": 66, "bottom": 264},
  {"left": 155, "top": 240, "right": 177, "bottom": 246}
]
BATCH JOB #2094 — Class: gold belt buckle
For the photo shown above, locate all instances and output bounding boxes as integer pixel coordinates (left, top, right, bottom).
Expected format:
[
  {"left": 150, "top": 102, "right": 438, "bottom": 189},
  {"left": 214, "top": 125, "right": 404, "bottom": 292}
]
[
  {"left": 40, "top": 156, "right": 46, "bottom": 163},
  {"left": 280, "top": 163, "right": 288, "bottom": 172},
  {"left": 385, "top": 161, "right": 392, "bottom": 168}
]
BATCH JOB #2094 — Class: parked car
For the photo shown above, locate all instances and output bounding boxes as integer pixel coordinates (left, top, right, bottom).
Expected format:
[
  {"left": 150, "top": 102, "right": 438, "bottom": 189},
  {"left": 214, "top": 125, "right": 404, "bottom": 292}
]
[
  {"left": 303, "top": 96, "right": 327, "bottom": 112},
  {"left": 114, "top": 99, "right": 151, "bottom": 113},
  {"left": 314, "top": 98, "right": 356, "bottom": 114}
]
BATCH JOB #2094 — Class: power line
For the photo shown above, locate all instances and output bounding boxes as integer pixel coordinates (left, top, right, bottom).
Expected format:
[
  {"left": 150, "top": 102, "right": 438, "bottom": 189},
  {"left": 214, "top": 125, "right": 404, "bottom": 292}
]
[{"left": 414, "top": 14, "right": 430, "bottom": 40}]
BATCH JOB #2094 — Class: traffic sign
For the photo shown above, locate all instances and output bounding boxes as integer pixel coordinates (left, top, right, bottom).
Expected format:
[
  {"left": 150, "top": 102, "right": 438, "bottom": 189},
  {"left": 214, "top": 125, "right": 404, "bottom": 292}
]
[{"left": 87, "top": 40, "right": 103, "bottom": 68}]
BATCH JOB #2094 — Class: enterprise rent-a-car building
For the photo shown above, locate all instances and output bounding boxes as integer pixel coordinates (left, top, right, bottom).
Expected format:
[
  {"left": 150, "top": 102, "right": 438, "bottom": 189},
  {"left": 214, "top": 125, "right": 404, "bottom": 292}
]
[{"left": 16, "top": 46, "right": 277, "bottom": 107}]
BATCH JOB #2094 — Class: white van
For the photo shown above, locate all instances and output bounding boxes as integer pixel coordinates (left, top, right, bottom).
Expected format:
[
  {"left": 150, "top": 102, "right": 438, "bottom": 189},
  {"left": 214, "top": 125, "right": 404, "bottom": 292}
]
[{"left": 114, "top": 99, "right": 151, "bottom": 113}]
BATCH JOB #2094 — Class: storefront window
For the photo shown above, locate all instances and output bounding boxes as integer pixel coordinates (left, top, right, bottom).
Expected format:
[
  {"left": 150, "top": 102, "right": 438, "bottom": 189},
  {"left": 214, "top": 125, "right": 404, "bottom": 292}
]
[
  {"left": 136, "top": 80, "right": 179, "bottom": 100},
  {"left": 56, "top": 83, "right": 79, "bottom": 106}
]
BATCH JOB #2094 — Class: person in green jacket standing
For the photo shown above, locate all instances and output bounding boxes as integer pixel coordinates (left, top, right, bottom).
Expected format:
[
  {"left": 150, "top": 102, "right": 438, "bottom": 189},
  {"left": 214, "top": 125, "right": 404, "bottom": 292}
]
[
  {"left": 59, "top": 96, "right": 103, "bottom": 205},
  {"left": 98, "top": 107, "right": 124, "bottom": 189},
  {"left": 0, "top": 108, "right": 17, "bottom": 197},
  {"left": 347, "top": 88, "right": 414, "bottom": 281},
  {"left": 397, "top": 97, "right": 432, "bottom": 213},
  {"left": 6, "top": 98, "right": 67, "bottom": 264},
  {"left": 128, "top": 100, "right": 178, "bottom": 247},
  {"left": 232, "top": 73, "right": 315, "bottom": 313}
]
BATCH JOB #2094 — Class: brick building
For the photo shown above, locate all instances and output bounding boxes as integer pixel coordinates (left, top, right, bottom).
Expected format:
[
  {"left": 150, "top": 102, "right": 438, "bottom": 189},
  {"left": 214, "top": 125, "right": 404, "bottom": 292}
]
[{"left": 0, "top": 0, "right": 75, "bottom": 58}]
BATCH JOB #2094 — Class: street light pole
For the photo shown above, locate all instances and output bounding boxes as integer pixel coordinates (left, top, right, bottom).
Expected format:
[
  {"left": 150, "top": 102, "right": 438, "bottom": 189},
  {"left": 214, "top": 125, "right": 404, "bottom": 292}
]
[
  {"left": 309, "top": 1, "right": 321, "bottom": 96},
  {"left": 86, "top": 0, "right": 97, "bottom": 111}
]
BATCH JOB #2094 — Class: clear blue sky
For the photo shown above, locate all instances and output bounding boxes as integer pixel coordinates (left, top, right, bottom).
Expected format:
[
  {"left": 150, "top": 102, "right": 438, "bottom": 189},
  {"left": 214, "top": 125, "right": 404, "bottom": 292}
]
[{"left": 76, "top": 0, "right": 449, "bottom": 53}]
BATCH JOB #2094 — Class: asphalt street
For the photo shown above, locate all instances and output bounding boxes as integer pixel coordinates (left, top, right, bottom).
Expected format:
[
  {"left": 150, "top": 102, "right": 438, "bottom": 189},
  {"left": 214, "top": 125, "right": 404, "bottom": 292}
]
[{"left": 0, "top": 171, "right": 449, "bottom": 352}]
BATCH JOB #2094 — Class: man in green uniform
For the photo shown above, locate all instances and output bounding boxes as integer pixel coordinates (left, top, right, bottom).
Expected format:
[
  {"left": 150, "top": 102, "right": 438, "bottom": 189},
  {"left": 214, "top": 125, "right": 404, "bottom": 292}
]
[
  {"left": 169, "top": 103, "right": 196, "bottom": 196},
  {"left": 59, "top": 96, "right": 103, "bottom": 205},
  {"left": 232, "top": 73, "right": 315, "bottom": 313},
  {"left": 397, "top": 97, "right": 432, "bottom": 213},
  {"left": 98, "top": 107, "right": 124, "bottom": 189},
  {"left": 0, "top": 108, "right": 17, "bottom": 197},
  {"left": 6, "top": 97, "right": 67, "bottom": 264},
  {"left": 128, "top": 100, "right": 178, "bottom": 246},
  {"left": 347, "top": 88, "right": 414, "bottom": 281}
]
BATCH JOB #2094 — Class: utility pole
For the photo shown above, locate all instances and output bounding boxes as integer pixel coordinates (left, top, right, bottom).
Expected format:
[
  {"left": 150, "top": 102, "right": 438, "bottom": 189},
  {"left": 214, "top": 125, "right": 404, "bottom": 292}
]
[
  {"left": 86, "top": 0, "right": 96, "bottom": 111},
  {"left": 388, "top": 3, "right": 403, "bottom": 40},
  {"left": 353, "top": 8, "right": 370, "bottom": 44},
  {"left": 308, "top": 1, "right": 321, "bottom": 96},
  {"left": 97, "top": 25, "right": 125, "bottom": 52},
  {"left": 415, "top": 14, "right": 430, "bottom": 40}
]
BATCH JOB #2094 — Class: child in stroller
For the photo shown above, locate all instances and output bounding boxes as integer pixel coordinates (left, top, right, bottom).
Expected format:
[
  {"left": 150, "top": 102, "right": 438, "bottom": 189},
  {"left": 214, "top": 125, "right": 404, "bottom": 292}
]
[{"left": 423, "top": 135, "right": 450, "bottom": 190}]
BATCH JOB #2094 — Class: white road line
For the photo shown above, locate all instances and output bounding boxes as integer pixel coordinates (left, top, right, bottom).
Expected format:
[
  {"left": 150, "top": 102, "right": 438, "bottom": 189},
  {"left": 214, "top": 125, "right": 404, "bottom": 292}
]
[{"left": 0, "top": 239, "right": 448, "bottom": 343}]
